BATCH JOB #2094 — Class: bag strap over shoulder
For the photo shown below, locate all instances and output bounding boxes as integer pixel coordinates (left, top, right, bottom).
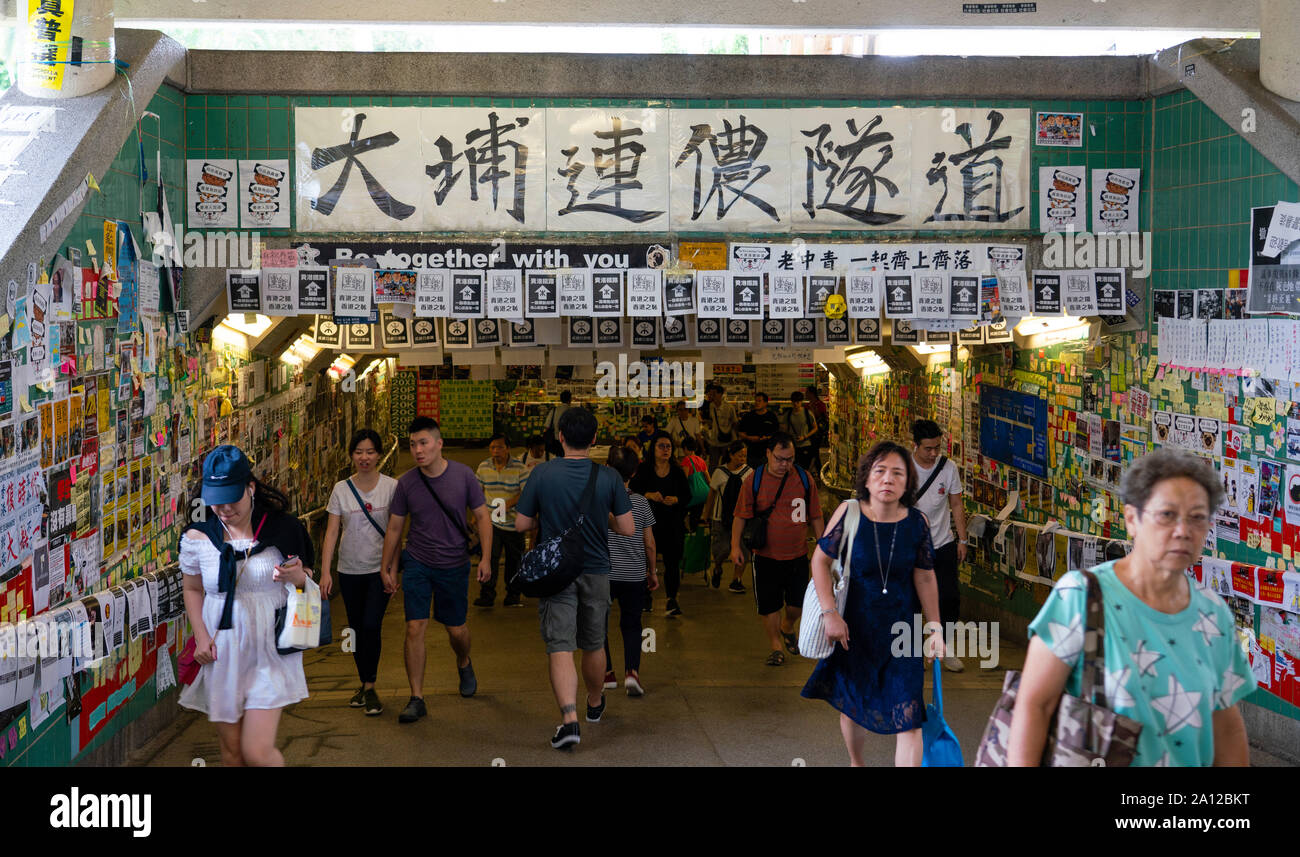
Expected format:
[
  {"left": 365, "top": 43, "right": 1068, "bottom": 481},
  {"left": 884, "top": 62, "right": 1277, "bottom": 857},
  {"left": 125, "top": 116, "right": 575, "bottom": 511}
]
[
  {"left": 347, "top": 479, "right": 386, "bottom": 537},
  {"left": 916, "top": 456, "right": 947, "bottom": 500},
  {"left": 418, "top": 468, "right": 469, "bottom": 542},
  {"left": 836, "top": 500, "right": 860, "bottom": 577},
  {"left": 1079, "top": 570, "right": 1107, "bottom": 706}
]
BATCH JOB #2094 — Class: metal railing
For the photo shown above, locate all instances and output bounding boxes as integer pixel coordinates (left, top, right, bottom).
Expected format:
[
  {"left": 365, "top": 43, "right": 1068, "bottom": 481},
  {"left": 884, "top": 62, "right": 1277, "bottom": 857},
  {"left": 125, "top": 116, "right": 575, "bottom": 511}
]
[{"left": 296, "top": 433, "right": 400, "bottom": 528}]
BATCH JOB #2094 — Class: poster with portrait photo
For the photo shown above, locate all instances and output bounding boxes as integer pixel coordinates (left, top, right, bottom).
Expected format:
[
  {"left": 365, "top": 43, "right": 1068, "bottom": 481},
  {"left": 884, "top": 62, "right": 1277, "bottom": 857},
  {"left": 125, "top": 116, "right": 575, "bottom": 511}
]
[
  {"left": 1175, "top": 290, "right": 1195, "bottom": 319},
  {"left": 1195, "top": 289, "right": 1225, "bottom": 320}
]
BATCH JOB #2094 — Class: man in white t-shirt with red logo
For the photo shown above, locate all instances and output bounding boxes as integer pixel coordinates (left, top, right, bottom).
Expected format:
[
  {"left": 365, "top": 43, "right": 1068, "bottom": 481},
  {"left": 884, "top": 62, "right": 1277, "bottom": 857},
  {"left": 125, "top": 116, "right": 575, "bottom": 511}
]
[{"left": 910, "top": 419, "right": 968, "bottom": 673}]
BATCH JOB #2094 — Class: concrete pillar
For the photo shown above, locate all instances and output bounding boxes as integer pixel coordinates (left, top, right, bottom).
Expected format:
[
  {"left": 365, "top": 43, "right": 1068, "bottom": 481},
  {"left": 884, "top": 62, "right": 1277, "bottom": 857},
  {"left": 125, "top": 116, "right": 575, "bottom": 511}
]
[{"left": 1260, "top": 0, "right": 1300, "bottom": 102}]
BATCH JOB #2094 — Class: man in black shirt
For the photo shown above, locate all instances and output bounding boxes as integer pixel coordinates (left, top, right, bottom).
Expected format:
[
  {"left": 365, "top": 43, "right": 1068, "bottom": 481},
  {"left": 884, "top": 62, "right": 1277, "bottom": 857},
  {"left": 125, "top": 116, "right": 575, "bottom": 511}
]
[{"left": 738, "top": 392, "right": 780, "bottom": 468}]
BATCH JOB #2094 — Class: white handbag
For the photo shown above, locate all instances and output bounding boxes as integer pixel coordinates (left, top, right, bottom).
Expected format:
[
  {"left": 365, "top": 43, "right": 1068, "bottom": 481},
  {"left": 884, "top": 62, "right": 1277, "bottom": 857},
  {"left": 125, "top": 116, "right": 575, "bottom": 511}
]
[{"left": 798, "top": 499, "right": 860, "bottom": 659}]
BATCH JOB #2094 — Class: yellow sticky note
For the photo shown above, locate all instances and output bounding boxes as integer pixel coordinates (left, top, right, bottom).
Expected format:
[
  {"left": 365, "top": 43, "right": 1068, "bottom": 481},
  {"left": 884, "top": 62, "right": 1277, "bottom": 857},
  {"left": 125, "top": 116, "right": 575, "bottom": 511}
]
[
  {"left": 19, "top": 395, "right": 31, "bottom": 413},
  {"left": 1284, "top": 544, "right": 1292, "bottom": 561},
  {"left": 17, "top": 716, "right": 26, "bottom": 739},
  {"left": 0, "top": 315, "right": 10, "bottom": 339},
  {"left": 1252, "top": 398, "right": 1276, "bottom": 425}
]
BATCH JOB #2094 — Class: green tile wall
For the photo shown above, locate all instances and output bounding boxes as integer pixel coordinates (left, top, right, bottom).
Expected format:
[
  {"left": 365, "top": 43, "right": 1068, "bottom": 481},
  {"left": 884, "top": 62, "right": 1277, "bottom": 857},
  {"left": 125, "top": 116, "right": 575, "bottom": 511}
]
[{"left": 1150, "top": 88, "right": 1299, "bottom": 291}]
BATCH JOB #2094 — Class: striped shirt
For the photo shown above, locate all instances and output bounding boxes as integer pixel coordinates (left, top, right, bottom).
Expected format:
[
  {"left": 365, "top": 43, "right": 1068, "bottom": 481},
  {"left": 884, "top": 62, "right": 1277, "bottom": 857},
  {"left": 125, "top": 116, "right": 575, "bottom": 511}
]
[
  {"left": 476, "top": 457, "right": 530, "bottom": 530},
  {"left": 609, "top": 492, "right": 656, "bottom": 582}
]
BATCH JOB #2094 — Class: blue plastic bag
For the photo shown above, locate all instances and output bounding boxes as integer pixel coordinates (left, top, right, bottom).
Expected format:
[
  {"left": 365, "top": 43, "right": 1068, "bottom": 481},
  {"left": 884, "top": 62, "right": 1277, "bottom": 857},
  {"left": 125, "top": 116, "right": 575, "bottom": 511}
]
[{"left": 922, "top": 659, "right": 964, "bottom": 767}]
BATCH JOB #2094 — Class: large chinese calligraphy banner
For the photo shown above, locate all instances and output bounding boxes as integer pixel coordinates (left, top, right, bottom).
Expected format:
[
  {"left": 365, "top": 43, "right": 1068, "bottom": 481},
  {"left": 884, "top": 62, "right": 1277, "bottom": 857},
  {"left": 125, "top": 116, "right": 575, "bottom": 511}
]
[{"left": 295, "top": 106, "right": 1030, "bottom": 234}]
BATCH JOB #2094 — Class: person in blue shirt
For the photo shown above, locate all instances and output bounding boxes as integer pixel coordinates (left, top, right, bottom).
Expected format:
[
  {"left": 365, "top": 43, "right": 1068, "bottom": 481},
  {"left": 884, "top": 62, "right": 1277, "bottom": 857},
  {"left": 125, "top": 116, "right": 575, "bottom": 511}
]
[{"left": 1008, "top": 448, "right": 1255, "bottom": 766}]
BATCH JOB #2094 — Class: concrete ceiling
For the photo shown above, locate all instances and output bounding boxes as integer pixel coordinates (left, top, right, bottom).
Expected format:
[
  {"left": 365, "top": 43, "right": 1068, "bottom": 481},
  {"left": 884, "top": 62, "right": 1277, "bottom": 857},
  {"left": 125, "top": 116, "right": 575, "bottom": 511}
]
[{"left": 115, "top": 0, "right": 1258, "bottom": 29}]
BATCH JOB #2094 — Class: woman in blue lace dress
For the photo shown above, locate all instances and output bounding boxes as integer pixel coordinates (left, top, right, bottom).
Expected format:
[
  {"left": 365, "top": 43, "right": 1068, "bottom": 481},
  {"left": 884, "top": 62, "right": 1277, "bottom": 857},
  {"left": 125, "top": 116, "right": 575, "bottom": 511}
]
[{"left": 802, "top": 441, "right": 946, "bottom": 766}]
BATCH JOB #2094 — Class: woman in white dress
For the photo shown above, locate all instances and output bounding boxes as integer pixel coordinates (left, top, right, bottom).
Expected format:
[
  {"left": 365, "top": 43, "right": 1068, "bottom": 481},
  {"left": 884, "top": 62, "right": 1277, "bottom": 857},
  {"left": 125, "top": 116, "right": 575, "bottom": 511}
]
[{"left": 180, "top": 445, "right": 315, "bottom": 766}]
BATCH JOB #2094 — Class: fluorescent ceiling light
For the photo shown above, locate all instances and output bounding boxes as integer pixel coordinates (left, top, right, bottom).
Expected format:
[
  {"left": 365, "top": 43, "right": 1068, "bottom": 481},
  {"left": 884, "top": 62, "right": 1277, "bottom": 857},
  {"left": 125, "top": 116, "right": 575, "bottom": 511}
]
[{"left": 219, "top": 313, "right": 274, "bottom": 338}]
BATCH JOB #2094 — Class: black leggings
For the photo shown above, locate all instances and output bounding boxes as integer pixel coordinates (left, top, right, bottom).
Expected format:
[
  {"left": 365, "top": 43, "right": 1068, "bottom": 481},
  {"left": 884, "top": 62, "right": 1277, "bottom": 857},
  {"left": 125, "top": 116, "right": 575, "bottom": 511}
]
[
  {"left": 654, "top": 519, "right": 685, "bottom": 601},
  {"left": 933, "top": 541, "right": 961, "bottom": 629},
  {"left": 339, "top": 572, "right": 391, "bottom": 685},
  {"left": 604, "top": 579, "right": 647, "bottom": 673}
]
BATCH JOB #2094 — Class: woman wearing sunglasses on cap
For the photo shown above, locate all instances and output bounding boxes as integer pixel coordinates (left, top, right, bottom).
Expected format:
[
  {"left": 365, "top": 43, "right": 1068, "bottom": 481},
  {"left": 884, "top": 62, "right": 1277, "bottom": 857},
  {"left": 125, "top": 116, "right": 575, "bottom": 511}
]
[{"left": 179, "top": 445, "right": 315, "bottom": 766}]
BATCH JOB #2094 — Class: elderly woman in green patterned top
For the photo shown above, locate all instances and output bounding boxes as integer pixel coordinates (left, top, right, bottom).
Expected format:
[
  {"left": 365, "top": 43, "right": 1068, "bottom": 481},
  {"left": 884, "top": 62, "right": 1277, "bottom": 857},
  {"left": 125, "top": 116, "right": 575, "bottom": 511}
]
[{"left": 1008, "top": 448, "right": 1255, "bottom": 766}]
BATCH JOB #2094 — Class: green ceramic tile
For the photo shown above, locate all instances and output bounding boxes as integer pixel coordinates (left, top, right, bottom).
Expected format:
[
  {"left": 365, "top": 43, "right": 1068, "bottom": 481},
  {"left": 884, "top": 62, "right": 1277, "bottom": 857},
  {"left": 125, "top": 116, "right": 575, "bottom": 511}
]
[
  {"left": 206, "top": 109, "right": 227, "bottom": 149},
  {"left": 268, "top": 112, "right": 290, "bottom": 150},
  {"left": 227, "top": 95, "right": 248, "bottom": 108},
  {"left": 269, "top": 96, "right": 289, "bottom": 108},
  {"left": 248, "top": 109, "right": 269, "bottom": 150},
  {"left": 226, "top": 109, "right": 248, "bottom": 151}
]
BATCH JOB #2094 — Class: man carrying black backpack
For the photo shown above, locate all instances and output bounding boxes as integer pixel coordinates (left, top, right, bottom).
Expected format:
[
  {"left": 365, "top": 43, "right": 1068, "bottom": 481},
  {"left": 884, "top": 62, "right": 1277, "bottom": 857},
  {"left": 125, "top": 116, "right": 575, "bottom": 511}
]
[
  {"left": 515, "top": 407, "right": 635, "bottom": 750},
  {"left": 704, "top": 440, "right": 752, "bottom": 593},
  {"left": 731, "top": 433, "right": 824, "bottom": 667}
]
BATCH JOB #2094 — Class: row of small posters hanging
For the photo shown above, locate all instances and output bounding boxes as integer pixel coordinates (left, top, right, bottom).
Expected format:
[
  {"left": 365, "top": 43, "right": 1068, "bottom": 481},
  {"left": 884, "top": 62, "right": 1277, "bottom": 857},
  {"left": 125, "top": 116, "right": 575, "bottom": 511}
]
[
  {"left": 306, "top": 312, "right": 1015, "bottom": 351},
  {"left": 224, "top": 264, "right": 1130, "bottom": 323}
]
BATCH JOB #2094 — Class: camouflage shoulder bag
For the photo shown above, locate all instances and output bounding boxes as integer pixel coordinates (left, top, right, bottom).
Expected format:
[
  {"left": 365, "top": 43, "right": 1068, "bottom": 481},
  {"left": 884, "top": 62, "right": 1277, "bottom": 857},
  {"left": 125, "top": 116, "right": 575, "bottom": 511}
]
[{"left": 975, "top": 570, "right": 1143, "bottom": 767}]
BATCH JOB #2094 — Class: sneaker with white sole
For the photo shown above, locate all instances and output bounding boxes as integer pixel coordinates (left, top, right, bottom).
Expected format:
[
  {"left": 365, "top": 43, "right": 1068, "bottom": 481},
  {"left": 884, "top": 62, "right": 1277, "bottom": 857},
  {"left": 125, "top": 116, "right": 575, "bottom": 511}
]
[
  {"left": 550, "top": 722, "right": 581, "bottom": 749},
  {"left": 624, "top": 670, "right": 644, "bottom": 697},
  {"left": 941, "top": 655, "right": 965, "bottom": 673},
  {"left": 586, "top": 694, "right": 607, "bottom": 722},
  {"left": 603, "top": 670, "right": 617, "bottom": 690}
]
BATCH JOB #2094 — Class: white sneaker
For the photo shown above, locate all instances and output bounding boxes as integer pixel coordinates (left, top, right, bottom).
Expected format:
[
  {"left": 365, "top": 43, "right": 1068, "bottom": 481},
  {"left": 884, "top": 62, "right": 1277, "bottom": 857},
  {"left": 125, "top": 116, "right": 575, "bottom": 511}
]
[{"left": 941, "top": 656, "right": 965, "bottom": 673}]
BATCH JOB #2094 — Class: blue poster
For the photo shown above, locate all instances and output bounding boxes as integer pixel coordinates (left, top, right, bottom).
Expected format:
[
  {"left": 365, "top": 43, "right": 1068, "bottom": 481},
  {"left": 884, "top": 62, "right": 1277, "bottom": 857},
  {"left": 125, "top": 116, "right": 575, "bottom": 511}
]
[{"left": 979, "top": 384, "right": 1048, "bottom": 478}]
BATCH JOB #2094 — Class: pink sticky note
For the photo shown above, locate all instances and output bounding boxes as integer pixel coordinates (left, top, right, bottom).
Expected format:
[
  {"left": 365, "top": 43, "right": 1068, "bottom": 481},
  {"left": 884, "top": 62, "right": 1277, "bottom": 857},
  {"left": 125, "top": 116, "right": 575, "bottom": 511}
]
[
  {"left": 7, "top": 729, "right": 15, "bottom": 749},
  {"left": 69, "top": 464, "right": 77, "bottom": 481}
]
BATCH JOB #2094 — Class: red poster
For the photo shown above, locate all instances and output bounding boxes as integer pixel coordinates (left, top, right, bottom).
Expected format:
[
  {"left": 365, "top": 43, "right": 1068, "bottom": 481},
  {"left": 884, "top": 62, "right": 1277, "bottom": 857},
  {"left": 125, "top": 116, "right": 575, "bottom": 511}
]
[
  {"left": 1231, "top": 563, "right": 1258, "bottom": 600},
  {"left": 1256, "top": 568, "right": 1285, "bottom": 606}
]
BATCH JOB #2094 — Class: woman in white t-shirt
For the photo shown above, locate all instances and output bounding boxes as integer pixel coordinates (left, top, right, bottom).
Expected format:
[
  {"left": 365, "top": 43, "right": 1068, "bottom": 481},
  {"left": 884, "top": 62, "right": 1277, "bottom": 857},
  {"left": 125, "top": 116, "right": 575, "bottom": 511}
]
[{"left": 320, "top": 429, "right": 398, "bottom": 716}]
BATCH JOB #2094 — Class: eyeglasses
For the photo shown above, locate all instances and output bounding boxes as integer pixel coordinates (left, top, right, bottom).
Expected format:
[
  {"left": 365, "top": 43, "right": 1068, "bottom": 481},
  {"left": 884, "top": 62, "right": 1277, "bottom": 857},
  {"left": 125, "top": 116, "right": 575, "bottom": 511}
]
[
  {"left": 1142, "top": 508, "right": 1211, "bottom": 529},
  {"left": 772, "top": 454, "right": 795, "bottom": 464}
]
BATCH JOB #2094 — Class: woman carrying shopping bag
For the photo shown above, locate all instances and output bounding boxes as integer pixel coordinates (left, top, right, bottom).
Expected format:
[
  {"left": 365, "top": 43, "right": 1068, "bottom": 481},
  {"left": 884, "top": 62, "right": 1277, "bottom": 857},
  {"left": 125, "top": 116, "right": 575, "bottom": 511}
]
[
  {"left": 179, "top": 445, "right": 315, "bottom": 766},
  {"left": 801, "top": 441, "right": 946, "bottom": 767}
]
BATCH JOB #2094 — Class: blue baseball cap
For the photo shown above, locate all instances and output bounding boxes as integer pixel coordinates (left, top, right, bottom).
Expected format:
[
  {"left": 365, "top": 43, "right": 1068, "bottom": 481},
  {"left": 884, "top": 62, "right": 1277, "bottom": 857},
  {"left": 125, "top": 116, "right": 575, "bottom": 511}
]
[{"left": 202, "top": 445, "right": 253, "bottom": 506}]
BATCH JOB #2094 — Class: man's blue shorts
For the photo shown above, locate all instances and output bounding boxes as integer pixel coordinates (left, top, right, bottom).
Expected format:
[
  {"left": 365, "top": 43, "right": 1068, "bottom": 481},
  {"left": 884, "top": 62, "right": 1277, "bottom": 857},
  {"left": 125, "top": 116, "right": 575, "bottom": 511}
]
[{"left": 401, "top": 552, "right": 470, "bottom": 626}]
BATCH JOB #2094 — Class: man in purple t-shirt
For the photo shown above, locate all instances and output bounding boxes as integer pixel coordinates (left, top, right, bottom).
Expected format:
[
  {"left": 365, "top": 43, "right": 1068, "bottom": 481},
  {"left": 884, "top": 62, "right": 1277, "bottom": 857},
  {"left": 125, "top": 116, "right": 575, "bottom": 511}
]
[{"left": 381, "top": 417, "right": 492, "bottom": 724}]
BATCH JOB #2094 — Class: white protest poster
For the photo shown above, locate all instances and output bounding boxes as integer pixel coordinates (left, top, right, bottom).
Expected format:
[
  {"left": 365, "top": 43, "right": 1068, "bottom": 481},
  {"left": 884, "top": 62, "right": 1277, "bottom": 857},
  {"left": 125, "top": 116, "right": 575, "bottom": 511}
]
[
  {"left": 1039, "top": 166, "right": 1086, "bottom": 233},
  {"left": 788, "top": 107, "right": 912, "bottom": 231},
  {"left": 415, "top": 269, "right": 451, "bottom": 317},
  {"left": 625, "top": 269, "right": 663, "bottom": 317},
  {"left": 418, "top": 107, "right": 547, "bottom": 231},
  {"left": 546, "top": 108, "right": 670, "bottom": 232},
  {"left": 226, "top": 270, "right": 261, "bottom": 314},
  {"left": 295, "top": 107, "right": 423, "bottom": 233},
  {"left": 910, "top": 107, "right": 1031, "bottom": 231},
  {"left": 845, "top": 270, "right": 881, "bottom": 318},
  {"left": 296, "top": 266, "right": 330, "bottom": 314},
  {"left": 1092, "top": 168, "right": 1140, "bottom": 233},
  {"left": 333, "top": 268, "right": 373, "bottom": 318},
  {"left": 1062, "top": 270, "right": 1098, "bottom": 316},
  {"left": 485, "top": 270, "right": 524, "bottom": 319},
  {"left": 187, "top": 158, "right": 238, "bottom": 228},
  {"left": 668, "top": 108, "right": 791, "bottom": 232},
  {"left": 663, "top": 273, "right": 696, "bottom": 316},
  {"left": 696, "top": 271, "right": 732, "bottom": 317},
  {"left": 558, "top": 270, "right": 592, "bottom": 316},
  {"left": 27, "top": 277, "right": 53, "bottom": 383},
  {"left": 914, "top": 272, "right": 949, "bottom": 320},
  {"left": 260, "top": 268, "right": 298, "bottom": 316},
  {"left": 769, "top": 272, "right": 805, "bottom": 318},
  {"left": 238, "top": 159, "right": 290, "bottom": 229}
]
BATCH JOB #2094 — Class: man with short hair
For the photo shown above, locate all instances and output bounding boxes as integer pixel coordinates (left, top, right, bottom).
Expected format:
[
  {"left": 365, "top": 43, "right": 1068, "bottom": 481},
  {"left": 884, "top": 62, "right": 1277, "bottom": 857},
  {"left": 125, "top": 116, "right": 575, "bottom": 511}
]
[
  {"left": 516, "top": 407, "right": 636, "bottom": 750},
  {"left": 665, "top": 399, "right": 704, "bottom": 454},
  {"left": 910, "top": 419, "right": 968, "bottom": 673},
  {"left": 381, "top": 418, "right": 493, "bottom": 723},
  {"left": 732, "top": 433, "right": 824, "bottom": 666},
  {"left": 475, "top": 434, "right": 529, "bottom": 608},
  {"left": 543, "top": 391, "right": 574, "bottom": 457},
  {"left": 738, "top": 392, "right": 780, "bottom": 469},
  {"left": 704, "top": 384, "right": 740, "bottom": 471},
  {"left": 783, "top": 391, "right": 819, "bottom": 472},
  {"left": 705, "top": 440, "right": 751, "bottom": 593}
]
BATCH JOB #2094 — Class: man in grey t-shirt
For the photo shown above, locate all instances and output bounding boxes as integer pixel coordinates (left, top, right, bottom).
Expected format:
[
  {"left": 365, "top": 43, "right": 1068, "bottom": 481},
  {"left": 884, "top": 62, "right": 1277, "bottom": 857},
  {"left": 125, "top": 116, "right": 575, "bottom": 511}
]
[
  {"left": 381, "top": 418, "right": 492, "bottom": 724},
  {"left": 516, "top": 406, "right": 634, "bottom": 750}
]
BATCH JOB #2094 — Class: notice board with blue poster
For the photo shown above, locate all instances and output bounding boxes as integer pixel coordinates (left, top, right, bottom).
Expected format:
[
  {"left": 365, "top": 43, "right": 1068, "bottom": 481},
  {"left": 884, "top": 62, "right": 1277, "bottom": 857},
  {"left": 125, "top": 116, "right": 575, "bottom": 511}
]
[{"left": 979, "top": 384, "right": 1048, "bottom": 478}]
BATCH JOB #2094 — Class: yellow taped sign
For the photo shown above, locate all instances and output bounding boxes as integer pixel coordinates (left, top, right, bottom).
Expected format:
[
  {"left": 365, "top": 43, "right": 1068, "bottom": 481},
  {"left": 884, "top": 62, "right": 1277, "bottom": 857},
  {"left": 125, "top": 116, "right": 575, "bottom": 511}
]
[{"left": 26, "top": 0, "right": 75, "bottom": 92}]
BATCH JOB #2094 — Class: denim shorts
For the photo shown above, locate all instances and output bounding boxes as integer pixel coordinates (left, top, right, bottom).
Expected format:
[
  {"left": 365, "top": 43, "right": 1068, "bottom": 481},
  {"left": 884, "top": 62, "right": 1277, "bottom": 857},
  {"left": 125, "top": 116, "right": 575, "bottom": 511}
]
[{"left": 401, "top": 552, "right": 470, "bottom": 626}]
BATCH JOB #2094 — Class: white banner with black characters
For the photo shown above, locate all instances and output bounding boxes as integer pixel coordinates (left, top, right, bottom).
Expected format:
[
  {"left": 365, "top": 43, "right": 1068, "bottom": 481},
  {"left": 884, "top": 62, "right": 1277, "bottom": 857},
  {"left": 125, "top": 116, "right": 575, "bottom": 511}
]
[
  {"left": 260, "top": 268, "right": 297, "bottom": 316},
  {"left": 296, "top": 106, "right": 1029, "bottom": 233},
  {"left": 1092, "top": 168, "right": 1140, "bottom": 234},
  {"left": 915, "top": 273, "right": 949, "bottom": 320},
  {"left": 239, "top": 159, "right": 290, "bottom": 229},
  {"left": 625, "top": 269, "right": 663, "bottom": 317},
  {"left": 768, "top": 273, "right": 805, "bottom": 318},
  {"left": 558, "top": 270, "right": 592, "bottom": 316},
  {"left": 845, "top": 270, "right": 881, "bottom": 318},
  {"left": 697, "top": 271, "right": 731, "bottom": 317},
  {"left": 669, "top": 108, "right": 792, "bottom": 232},
  {"left": 188, "top": 159, "right": 237, "bottom": 228},
  {"left": 547, "top": 107, "right": 670, "bottom": 233},
  {"left": 1039, "top": 165, "right": 1086, "bottom": 233},
  {"left": 485, "top": 270, "right": 524, "bottom": 319},
  {"left": 416, "top": 269, "right": 452, "bottom": 317}
]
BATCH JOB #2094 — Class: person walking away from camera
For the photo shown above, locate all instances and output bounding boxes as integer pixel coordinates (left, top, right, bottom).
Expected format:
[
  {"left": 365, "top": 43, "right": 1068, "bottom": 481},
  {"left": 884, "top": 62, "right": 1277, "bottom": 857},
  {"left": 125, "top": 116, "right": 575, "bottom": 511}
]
[
  {"left": 601, "top": 446, "right": 658, "bottom": 697},
  {"left": 179, "top": 445, "right": 314, "bottom": 766},
  {"left": 1007, "top": 449, "right": 1254, "bottom": 766},
  {"left": 784, "top": 391, "right": 819, "bottom": 472},
  {"left": 802, "top": 441, "right": 946, "bottom": 767},
  {"left": 515, "top": 407, "right": 635, "bottom": 749},
  {"left": 738, "top": 392, "right": 780, "bottom": 469},
  {"left": 475, "top": 434, "right": 529, "bottom": 608},
  {"left": 909, "top": 419, "right": 968, "bottom": 673},
  {"left": 380, "top": 418, "right": 492, "bottom": 724},
  {"left": 320, "top": 429, "right": 397, "bottom": 716},
  {"left": 543, "top": 391, "right": 574, "bottom": 457},
  {"left": 632, "top": 431, "right": 691, "bottom": 617},
  {"left": 704, "top": 384, "right": 740, "bottom": 471},
  {"left": 705, "top": 440, "right": 751, "bottom": 593},
  {"left": 806, "top": 386, "right": 829, "bottom": 477},
  {"left": 666, "top": 399, "right": 705, "bottom": 455},
  {"left": 733, "top": 433, "right": 824, "bottom": 666}
]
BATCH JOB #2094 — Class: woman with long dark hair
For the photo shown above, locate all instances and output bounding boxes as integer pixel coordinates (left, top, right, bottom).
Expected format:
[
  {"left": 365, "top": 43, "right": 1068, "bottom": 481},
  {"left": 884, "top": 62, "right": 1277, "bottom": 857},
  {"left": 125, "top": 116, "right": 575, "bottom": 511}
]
[
  {"left": 320, "top": 429, "right": 397, "bottom": 716},
  {"left": 179, "top": 445, "right": 315, "bottom": 766},
  {"left": 631, "top": 431, "right": 690, "bottom": 616}
]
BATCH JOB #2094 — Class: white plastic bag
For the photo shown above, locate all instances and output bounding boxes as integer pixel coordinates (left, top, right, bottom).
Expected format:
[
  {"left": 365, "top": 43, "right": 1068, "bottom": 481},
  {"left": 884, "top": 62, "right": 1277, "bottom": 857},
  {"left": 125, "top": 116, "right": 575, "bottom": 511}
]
[{"left": 277, "top": 578, "right": 322, "bottom": 651}]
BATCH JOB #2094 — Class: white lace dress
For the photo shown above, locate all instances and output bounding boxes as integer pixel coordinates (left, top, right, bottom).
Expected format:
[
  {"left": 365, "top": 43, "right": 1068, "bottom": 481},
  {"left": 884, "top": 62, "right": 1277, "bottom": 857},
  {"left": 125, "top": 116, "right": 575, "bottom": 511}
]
[{"left": 178, "top": 535, "right": 308, "bottom": 722}]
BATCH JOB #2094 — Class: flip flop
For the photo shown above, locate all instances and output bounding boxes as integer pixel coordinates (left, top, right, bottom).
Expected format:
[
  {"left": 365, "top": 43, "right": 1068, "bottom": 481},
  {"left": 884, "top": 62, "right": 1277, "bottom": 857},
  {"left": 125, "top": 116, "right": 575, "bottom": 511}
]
[
  {"left": 782, "top": 632, "right": 799, "bottom": 654},
  {"left": 765, "top": 650, "right": 785, "bottom": 666}
]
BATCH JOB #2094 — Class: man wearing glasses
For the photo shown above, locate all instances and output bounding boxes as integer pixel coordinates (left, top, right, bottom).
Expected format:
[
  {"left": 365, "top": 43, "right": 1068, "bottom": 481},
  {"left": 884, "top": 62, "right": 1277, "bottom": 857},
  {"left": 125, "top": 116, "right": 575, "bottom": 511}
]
[{"left": 732, "top": 433, "right": 824, "bottom": 666}]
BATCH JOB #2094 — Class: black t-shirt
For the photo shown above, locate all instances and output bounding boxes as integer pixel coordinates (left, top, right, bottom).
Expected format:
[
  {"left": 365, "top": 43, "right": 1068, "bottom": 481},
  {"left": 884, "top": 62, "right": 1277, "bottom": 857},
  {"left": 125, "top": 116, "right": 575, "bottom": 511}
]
[
  {"left": 630, "top": 464, "right": 691, "bottom": 530},
  {"left": 739, "top": 410, "right": 780, "bottom": 458}
]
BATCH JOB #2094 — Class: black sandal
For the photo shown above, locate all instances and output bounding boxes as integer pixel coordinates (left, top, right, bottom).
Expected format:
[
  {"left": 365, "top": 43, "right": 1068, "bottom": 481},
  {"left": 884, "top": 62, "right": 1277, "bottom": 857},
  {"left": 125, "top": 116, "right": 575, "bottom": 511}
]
[
  {"left": 765, "top": 650, "right": 786, "bottom": 666},
  {"left": 782, "top": 632, "right": 799, "bottom": 654}
]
